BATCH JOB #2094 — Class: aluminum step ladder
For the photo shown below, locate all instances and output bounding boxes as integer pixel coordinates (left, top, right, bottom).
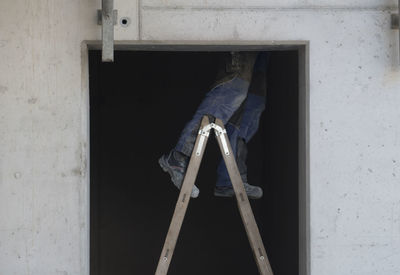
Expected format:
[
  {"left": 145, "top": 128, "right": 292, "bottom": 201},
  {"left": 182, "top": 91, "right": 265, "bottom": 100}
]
[{"left": 155, "top": 116, "right": 274, "bottom": 275}]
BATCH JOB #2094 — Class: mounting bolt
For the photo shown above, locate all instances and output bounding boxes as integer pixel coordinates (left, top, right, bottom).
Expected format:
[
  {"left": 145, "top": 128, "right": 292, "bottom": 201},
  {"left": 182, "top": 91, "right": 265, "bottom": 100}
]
[{"left": 120, "top": 17, "right": 131, "bottom": 27}]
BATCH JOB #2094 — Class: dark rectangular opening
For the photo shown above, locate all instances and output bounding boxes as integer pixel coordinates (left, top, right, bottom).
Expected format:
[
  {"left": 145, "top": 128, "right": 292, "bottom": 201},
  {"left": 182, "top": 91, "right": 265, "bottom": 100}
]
[{"left": 90, "top": 50, "right": 301, "bottom": 275}]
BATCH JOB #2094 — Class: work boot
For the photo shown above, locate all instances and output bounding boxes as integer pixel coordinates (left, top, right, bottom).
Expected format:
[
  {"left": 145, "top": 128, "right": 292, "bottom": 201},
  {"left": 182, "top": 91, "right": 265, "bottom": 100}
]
[
  {"left": 214, "top": 182, "right": 263, "bottom": 199},
  {"left": 159, "top": 150, "right": 200, "bottom": 198}
]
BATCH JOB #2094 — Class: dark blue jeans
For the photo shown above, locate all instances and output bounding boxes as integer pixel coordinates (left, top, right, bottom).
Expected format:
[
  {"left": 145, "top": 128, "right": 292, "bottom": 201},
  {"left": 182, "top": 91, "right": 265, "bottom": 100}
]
[
  {"left": 216, "top": 93, "right": 265, "bottom": 187},
  {"left": 175, "top": 77, "right": 265, "bottom": 188},
  {"left": 175, "top": 76, "right": 249, "bottom": 156}
]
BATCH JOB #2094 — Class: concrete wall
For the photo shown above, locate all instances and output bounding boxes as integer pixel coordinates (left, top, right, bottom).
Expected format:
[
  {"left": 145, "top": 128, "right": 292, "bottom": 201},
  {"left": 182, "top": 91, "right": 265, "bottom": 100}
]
[{"left": 0, "top": 0, "right": 399, "bottom": 274}]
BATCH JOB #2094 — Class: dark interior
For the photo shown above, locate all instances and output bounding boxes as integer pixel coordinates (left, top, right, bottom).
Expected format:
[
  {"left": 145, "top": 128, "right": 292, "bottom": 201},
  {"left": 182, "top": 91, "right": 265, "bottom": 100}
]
[{"left": 89, "top": 50, "right": 299, "bottom": 275}]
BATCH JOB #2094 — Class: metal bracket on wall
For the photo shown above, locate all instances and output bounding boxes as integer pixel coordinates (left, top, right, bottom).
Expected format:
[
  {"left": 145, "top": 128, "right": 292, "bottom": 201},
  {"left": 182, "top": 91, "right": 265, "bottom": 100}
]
[
  {"left": 97, "top": 0, "right": 118, "bottom": 62},
  {"left": 391, "top": 0, "right": 400, "bottom": 62},
  {"left": 392, "top": 13, "right": 399, "bottom": 30}
]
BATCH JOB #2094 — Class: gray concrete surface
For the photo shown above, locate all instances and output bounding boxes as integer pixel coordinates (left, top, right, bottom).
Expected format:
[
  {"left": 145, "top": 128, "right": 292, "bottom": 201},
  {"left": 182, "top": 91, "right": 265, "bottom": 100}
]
[{"left": 0, "top": 0, "right": 399, "bottom": 274}]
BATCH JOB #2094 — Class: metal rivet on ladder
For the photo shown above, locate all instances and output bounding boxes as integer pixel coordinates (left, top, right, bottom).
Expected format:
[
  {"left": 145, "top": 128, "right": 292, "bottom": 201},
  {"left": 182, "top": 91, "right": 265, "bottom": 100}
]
[
  {"left": 258, "top": 248, "right": 264, "bottom": 260},
  {"left": 163, "top": 249, "right": 170, "bottom": 262}
]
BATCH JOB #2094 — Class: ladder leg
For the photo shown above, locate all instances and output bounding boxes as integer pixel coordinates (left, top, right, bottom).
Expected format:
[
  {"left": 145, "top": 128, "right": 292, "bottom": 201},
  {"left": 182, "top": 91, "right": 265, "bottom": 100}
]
[
  {"left": 155, "top": 116, "right": 211, "bottom": 275},
  {"left": 214, "top": 118, "right": 274, "bottom": 275}
]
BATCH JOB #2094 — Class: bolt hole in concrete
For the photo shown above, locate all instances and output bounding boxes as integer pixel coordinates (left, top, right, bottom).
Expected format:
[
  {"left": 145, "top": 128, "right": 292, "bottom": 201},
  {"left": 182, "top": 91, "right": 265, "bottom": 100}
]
[
  {"left": 89, "top": 51, "right": 300, "bottom": 275},
  {"left": 120, "top": 17, "right": 130, "bottom": 27}
]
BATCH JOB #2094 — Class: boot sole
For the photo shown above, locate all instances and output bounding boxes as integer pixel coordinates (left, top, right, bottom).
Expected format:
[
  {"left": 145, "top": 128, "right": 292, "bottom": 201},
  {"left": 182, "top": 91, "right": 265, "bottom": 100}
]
[
  {"left": 214, "top": 190, "right": 235, "bottom": 198},
  {"left": 214, "top": 189, "right": 263, "bottom": 200}
]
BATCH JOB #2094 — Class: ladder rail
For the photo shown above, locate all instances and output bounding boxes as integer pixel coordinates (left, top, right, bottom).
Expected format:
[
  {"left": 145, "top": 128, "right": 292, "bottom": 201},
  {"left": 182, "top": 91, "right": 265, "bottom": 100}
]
[
  {"left": 214, "top": 118, "right": 274, "bottom": 275},
  {"left": 155, "top": 116, "right": 211, "bottom": 275},
  {"left": 155, "top": 116, "right": 274, "bottom": 275}
]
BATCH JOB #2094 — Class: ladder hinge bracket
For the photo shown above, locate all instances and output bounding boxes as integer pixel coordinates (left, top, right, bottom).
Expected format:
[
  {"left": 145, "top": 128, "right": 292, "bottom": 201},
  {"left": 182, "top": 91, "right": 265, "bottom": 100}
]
[
  {"left": 195, "top": 125, "right": 211, "bottom": 156},
  {"left": 210, "top": 123, "right": 230, "bottom": 156}
]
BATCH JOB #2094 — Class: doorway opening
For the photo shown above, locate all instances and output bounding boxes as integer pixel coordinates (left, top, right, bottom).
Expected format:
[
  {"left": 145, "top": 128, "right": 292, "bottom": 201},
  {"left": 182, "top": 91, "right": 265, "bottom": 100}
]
[{"left": 89, "top": 47, "right": 309, "bottom": 275}]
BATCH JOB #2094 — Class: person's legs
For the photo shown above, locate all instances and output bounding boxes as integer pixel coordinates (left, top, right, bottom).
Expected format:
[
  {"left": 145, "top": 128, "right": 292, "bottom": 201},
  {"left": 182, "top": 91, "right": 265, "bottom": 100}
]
[
  {"left": 174, "top": 77, "right": 250, "bottom": 156},
  {"left": 214, "top": 94, "right": 266, "bottom": 199},
  {"left": 160, "top": 52, "right": 258, "bottom": 198},
  {"left": 215, "top": 52, "right": 269, "bottom": 198},
  {"left": 216, "top": 93, "right": 266, "bottom": 187},
  {"left": 159, "top": 77, "right": 250, "bottom": 198}
]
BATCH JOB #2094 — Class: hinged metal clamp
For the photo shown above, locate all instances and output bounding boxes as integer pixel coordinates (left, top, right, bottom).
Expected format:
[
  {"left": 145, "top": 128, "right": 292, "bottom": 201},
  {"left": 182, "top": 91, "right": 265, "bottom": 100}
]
[
  {"left": 211, "top": 123, "right": 230, "bottom": 156},
  {"left": 195, "top": 125, "right": 212, "bottom": 156},
  {"left": 195, "top": 123, "right": 230, "bottom": 156},
  {"left": 97, "top": 0, "right": 118, "bottom": 62}
]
